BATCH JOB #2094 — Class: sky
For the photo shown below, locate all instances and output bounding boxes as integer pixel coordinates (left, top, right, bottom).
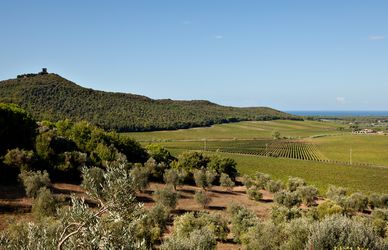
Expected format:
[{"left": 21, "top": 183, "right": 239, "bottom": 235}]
[{"left": 0, "top": 1, "right": 387, "bottom": 111}]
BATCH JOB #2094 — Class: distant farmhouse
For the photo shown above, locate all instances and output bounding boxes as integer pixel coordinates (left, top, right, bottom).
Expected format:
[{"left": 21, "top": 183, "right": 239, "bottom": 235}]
[{"left": 17, "top": 68, "right": 48, "bottom": 79}]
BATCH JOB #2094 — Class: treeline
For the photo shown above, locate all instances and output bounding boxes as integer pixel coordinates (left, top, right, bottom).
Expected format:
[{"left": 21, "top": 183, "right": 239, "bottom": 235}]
[{"left": 0, "top": 74, "right": 300, "bottom": 132}]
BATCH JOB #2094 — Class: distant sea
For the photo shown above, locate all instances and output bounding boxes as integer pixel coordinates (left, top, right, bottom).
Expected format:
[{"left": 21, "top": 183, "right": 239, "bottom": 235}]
[{"left": 287, "top": 111, "right": 388, "bottom": 117}]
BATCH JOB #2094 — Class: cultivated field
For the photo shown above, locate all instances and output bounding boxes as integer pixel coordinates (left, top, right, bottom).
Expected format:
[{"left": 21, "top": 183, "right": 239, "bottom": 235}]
[{"left": 126, "top": 120, "right": 388, "bottom": 194}]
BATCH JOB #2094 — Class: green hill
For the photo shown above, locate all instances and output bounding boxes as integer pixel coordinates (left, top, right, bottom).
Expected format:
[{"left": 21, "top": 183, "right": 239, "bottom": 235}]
[{"left": 0, "top": 73, "right": 298, "bottom": 131}]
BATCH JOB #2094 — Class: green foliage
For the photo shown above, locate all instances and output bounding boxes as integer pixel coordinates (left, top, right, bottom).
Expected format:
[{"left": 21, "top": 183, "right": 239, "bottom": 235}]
[
  {"left": 296, "top": 185, "right": 318, "bottom": 206},
  {"left": 145, "top": 157, "right": 168, "bottom": 180},
  {"left": 81, "top": 167, "right": 105, "bottom": 196},
  {"left": 194, "top": 190, "right": 211, "bottom": 208},
  {"left": 344, "top": 192, "right": 369, "bottom": 212},
  {"left": 254, "top": 172, "right": 271, "bottom": 189},
  {"left": 241, "top": 221, "right": 284, "bottom": 250},
  {"left": 243, "top": 175, "right": 255, "bottom": 189},
  {"left": 3, "top": 148, "right": 35, "bottom": 171},
  {"left": 219, "top": 173, "right": 235, "bottom": 191},
  {"left": 326, "top": 185, "right": 347, "bottom": 203},
  {"left": 0, "top": 74, "right": 292, "bottom": 132},
  {"left": 193, "top": 168, "right": 216, "bottom": 190},
  {"left": 317, "top": 200, "right": 344, "bottom": 219},
  {"left": 207, "top": 155, "right": 238, "bottom": 179},
  {"left": 369, "top": 193, "right": 383, "bottom": 209},
  {"left": 146, "top": 144, "right": 174, "bottom": 165},
  {"left": 272, "top": 130, "right": 281, "bottom": 140},
  {"left": 154, "top": 187, "right": 179, "bottom": 209},
  {"left": 307, "top": 215, "right": 386, "bottom": 250},
  {"left": 287, "top": 176, "right": 306, "bottom": 192},
  {"left": 266, "top": 179, "right": 283, "bottom": 193},
  {"left": 161, "top": 228, "right": 217, "bottom": 250},
  {"left": 32, "top": 187, "right": 57, "bottom": 219},
  {"left": 246, "top": 187, "right": 263, "bottom": 201},
  {"left": 271, "top": 205, "right": 302, "bottom": 225},
  {"left": 163, "top": 168, "right": 186, "bottom": 190},
  {"left": 227, "top": 203, "right": 259, "bottom": 242},
  {"left": 0, "top": 103, "right": 37, "bottom": 155},
  {"left": 274, "top": 190, "right": 302, "bottom": 208},
  {"left": 130, "top": 164, "right": 150, "bottom": 192},
  {"left": 19, "top": 170, "right": 51, "bottom": 198},
  {"left": 177, "top": 151, "right": 210, "bottom": 171}
]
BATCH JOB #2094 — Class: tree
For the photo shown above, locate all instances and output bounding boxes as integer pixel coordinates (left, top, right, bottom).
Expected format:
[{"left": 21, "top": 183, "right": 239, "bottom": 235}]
[
  {"left": 344, "top": 192, "right": 369, "bottom": 212},
  {"left": 317, "top": 200, "right": 343, "bottom": 219},
  {"left": 274, "top": 190, "right": 302, "bottom": 208},
  {"left": 220, "top": 173, "right": 235, "bottom": 191},
  {"left": 31, "top": 187, "right": 57, "bottom": 219},
  {"left": 154, "top": 187, "right": 179, "bottom": 210},
  {"left": 177, "top": 151, "right": 210, "bottom": 171},
  {"left": 266, "top": 179, "right": 283, "bottom": 193},
  {"left": 0, "top": 103, "right": 37, "bottom": 155},
  {"left": 130, "top": 164, "right": 150, "bottom": 192},
  {"left": 246, "top": 187, "right": 263, "bottom": 201},
  {"left": 146, "top": 144, "right": 175, "bottom": 165},
  {"left": 193, "top": 168, "right": 216, "bottom": 190},
  {"left": 287, "top": 177, "right": 305, "bottom": 192},
  {"left": 208, "top": 155, "right": 238, "bottom": 179},
  {"left": 254, "top": 172, "right": 271, "bottom": 189},
  {"left": 194, "top": 190, "right": 212, "bottom": 208},
  {"left": 227, "top": 203, "right": 259, "bottom": 243},
  {"left": 272, "top": 130, "right": 281, "bottom": 140},
  {"left": 296, "top": 185, "right": 318, "bottom": 206},
  {"left": 163, "top": 168, "right": 186, "bottom": 190},
  {"left": 19, "top": 170, "right": 51, "bottom": 198},
  {"left": 3, "top": 148, "right": 35, "bottom": 171}
]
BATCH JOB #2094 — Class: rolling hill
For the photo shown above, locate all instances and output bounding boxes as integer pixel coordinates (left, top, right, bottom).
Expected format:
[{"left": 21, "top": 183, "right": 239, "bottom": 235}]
[{"left": 0, "top": 72, "right": 298, "bottom": 131}]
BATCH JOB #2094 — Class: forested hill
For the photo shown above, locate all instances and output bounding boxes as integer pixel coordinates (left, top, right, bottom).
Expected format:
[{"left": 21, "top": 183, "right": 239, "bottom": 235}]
[{"left": 0, "top": 73, "right": 298, "bottom": 131}]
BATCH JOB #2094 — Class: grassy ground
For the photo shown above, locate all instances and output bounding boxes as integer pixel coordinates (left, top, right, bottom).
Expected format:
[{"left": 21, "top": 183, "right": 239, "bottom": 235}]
[{"left": 125, "top": 120, "right": 345, "bottom": 141}]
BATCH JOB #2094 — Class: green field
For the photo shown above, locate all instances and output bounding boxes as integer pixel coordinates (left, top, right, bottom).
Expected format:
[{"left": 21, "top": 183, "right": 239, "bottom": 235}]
[
  {"left": 125, "top": 120, "right": 345, "bottom": 141},
  {"left": 126, "top": 120, "right": 388, "bottom": 194}
]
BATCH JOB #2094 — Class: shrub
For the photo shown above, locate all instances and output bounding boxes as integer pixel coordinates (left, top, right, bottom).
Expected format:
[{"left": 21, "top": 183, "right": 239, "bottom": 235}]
[
  {"left": 194, "top": 190, "right": 211, "bottom": 208},
  {"left": 31, "top": 187, "right": 57, "bottom": 219},
  {"left": 271, "top": 205, "right": 302, "bottom": 225},
  {"left": 307, "top": 215, "right": 386, "bottom": 249},
  {"left": 369, "top": 193, "right": 382, "bottom": 209},
  {"left": 344, "top": 192, "right": 369, "bottom": 212},
  {"left": 3, "top": 148, "right": 35, "bottom": 171},
  {"left": 177, "top": 151, "right": 210, "bottom": 171},
  {"left": 130, "top": 164, "right": 149, "bottom": 191},
  {"left": 266, "top": 179, "right": 283, "bottom": 193},
  {"left": 243, "top": 175, "right": 255, "bottom": 189},
  {"left": 145, "top": 157, "right": 168, "bottom": 180},
  {"left": 274, "top": 190, "right": 302, "bottom": 208},
  {"left": 280, "top": 217, "right": 312, "bottom": 250},
  {"left": 326, "top": 185, "right": 347, "bottom": 203},
  {"left": 81, "top": 167, "right": 105, "bottom": 197},
  {"left": 246, "top": 187, "right": 263, "bottom": 201},
  {"left": 296, "top": 185, "right": 318, "bottom": 206},
  {"left": 163, "top": 168, "right": 186, "bottom": 190},
  {"left": 371, "top": 209, "right": 388, "bottom": 237},
  {"left": 381, "top": 194, "right": 388, "bottom": 208},
  {"left": 254, "top": 172, "right": 271, "bottom": 189},
  {"left": 220, "top": 173, "right": 235, "bottom": 191},
  {"left": 19, "top": 170, "right": 51, "bottom": 198},
  {"left": 161, "top": 228, "right": 217, "bottom": 250},
  {"left": 241, "top": 221, "right": 283, "bottom": 250},
  {"left": 317, "top": 200, "right": 344, "bottom": 219},
  {"left": 154, "top": 187, "right": 179, "bottom": 210},
  {"left": 146, "top": 144, "right": 174, "bottom": 165},
  {"left": 227, "top": 203, "right": 259, "bottom": 242},
  {"left": 208, "top": 156, "right": 238, "bottom": 179},
  {"left": 193, "top": 168, "right": 216, "bottom": 190},
  {"left": 287, "top": 177, "right": 305, "bottom": 192}
]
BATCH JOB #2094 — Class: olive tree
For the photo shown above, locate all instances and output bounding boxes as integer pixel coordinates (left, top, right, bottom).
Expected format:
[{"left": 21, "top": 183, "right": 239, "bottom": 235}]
[
  {"left": 19, "top": 170, "right": 51, "bottom": 198},
  {"left": 220, "top": 173, "right": 235, "bottom": 191}
]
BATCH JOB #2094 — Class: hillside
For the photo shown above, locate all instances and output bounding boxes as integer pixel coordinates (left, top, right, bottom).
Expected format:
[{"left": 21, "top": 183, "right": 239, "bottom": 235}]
[{"left": 0, "top": 73, "right": 297, "bottom": 131}]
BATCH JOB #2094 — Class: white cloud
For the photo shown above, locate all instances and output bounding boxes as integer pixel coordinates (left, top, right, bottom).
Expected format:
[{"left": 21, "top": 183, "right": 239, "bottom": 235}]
[
  {"left": 214, "top": 35, "right": 223, "bottom": 39},
  {"left": 336, "top": 96, "right": 346, "bottom": 104},
  {"left": 368, "top": 35, "right": 384, "bottom": 40}
]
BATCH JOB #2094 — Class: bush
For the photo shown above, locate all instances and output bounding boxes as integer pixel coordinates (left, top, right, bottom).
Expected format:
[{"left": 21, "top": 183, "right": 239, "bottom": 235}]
[
  {"left": 241, "top": 221, "right": 283, "bottom": 250},
  {"left": 271, "top": 205, "right": 302, "bottom": 225},
  {"left": 326, "top": 185, "right": 347, "bottom": 203},
  {"left": 130, "top": 164, "right": 149, "bottom": 191},
  {"left": 317, "top": 200, "right": 344, "bottom": 219},
  {"left": 177, "top": 151, "right": 210, "bottom": 171},
  {"left": 381, "top": 194, "right": 388, "bottom": 208},
  {"left": 154, "top": 187, "right": 179, "bottom": 210},
  {"left": 163, "top": 168, "right": 186, "bottom": 190},
  {"left": 280, "top": 217, "right": 312, "bottom": 250},
  {"left": 193, "top": 168, "right": 216, "bottom": 190},
  {"left": 287, "top": 177, "right": 305, "bottom": 192},
  {"left": 208, "top": 156, "right": 238, "bottom": 179},
  {"left": 369, "top": 193, "right": 383, "bottom": 209},
  {"left": 371, "top": 209, "right": 388, "bottom": 237},
  {"left": 146, "top": 144, "right": 174, "bottom": 165},
  {"left": 274, "top": 190, "right": 302, "bottom": 208},
  {"left": 307, "top": 215, "right": 386, "bottom": 249},
  {"left": 246, "top": 187, "right": 263, "bottom": 201},
  {"left": 19, "top": 170, "right": 51, "bottom": 198},
  {"left": 227, "top": 203, "right": 259, "bottom": 242},
  {"left": 296, "top": 185, "right": 318, "bottom": 206},
  {"left": 243, "top": 175, "right": 255, "bottom": 189},
  {"left": 161, "top": 228, "right": 217, "bottom": 250},
  {"left": 3, "top": 148, "right": 35, "bottom": 171},
  {"left": 266, "top": 179, "right": 283, "bottom": 193},
  {"left": 145, "top": 157, "right": 168, "bottom": 180},
  {"left": 254, "top": 172, "right": 271, "bottom": 189},
  {"left": 220, "top": 173, "right": 235, "bottom": 191},
  {"left": 31, "top": 187, "right": 57, "bottom": 219},
  {"left": 81, "top": 167, "right": 105, "bottom": 197},
  {"left": 171, "top": 212, "right": 228, "bottom": 241},
  {"left": 194, "top": 190, "right": 211, "bottom": 208},
  {"left": 344, "top": 192, "right": 369, "bottom": 212}
]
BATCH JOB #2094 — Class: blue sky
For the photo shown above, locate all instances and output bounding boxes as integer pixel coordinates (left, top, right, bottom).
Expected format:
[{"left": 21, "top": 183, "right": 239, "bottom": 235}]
[{"left": 0, "top": 1, "right": 387, "bottom": 111}]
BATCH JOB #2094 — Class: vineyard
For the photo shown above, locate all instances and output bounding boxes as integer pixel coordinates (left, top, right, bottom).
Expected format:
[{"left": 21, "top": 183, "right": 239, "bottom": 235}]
[{"left": 161, "top": 139, "right": 328, "bottom": 161}]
